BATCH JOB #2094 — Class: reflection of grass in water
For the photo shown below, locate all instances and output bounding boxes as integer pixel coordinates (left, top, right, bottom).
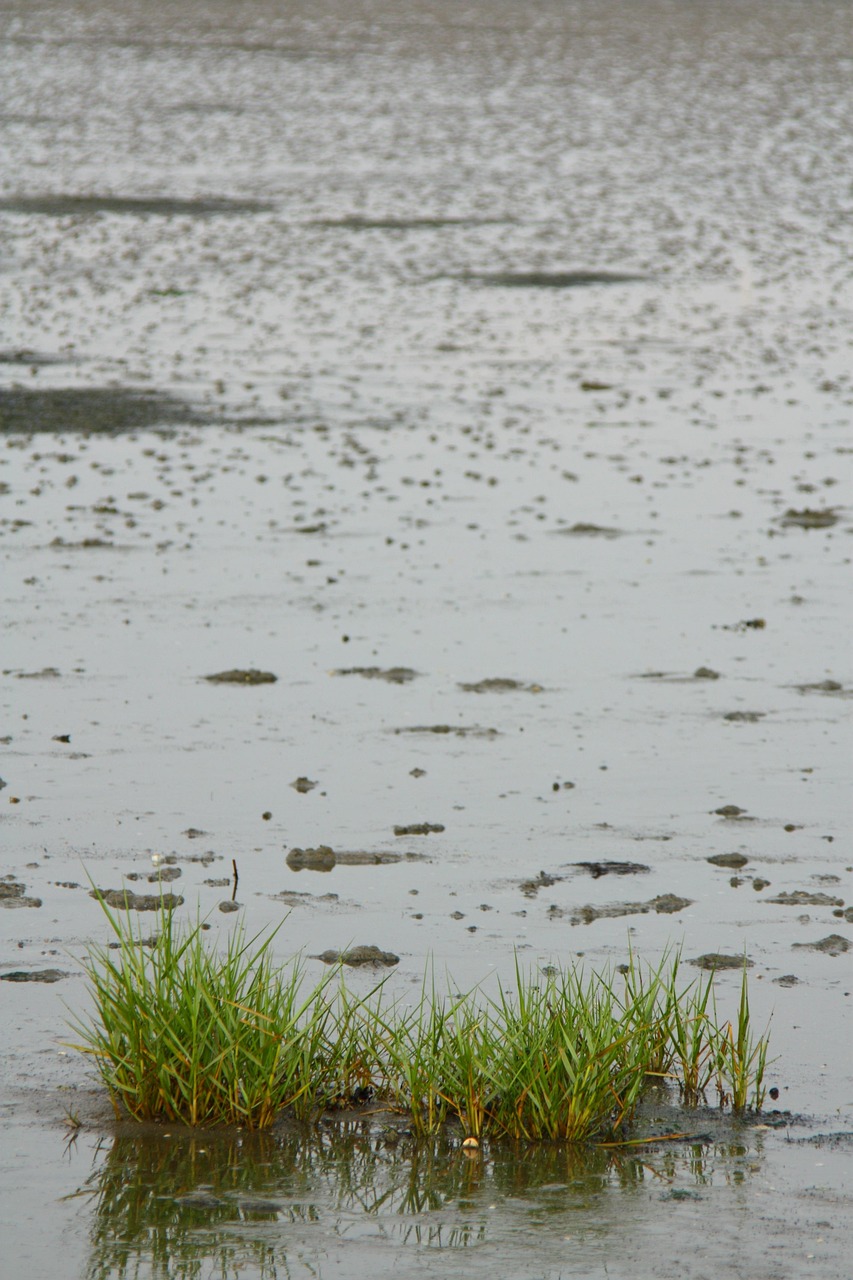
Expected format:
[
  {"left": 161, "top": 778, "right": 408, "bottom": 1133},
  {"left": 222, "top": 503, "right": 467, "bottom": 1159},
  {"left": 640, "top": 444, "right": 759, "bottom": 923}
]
[
  {"left": 74, "top": 1123, "right": 764, "bottom": 1279},
  {"left": 71, "top": 899, "right": 769, "bottom": 1138}
]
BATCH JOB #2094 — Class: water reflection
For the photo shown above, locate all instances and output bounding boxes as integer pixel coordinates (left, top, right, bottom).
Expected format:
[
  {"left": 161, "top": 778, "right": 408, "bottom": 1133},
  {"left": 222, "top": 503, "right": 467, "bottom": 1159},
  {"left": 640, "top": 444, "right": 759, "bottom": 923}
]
[{"left": 74, "top": 1115, "right": 765, "bottom": 1279}]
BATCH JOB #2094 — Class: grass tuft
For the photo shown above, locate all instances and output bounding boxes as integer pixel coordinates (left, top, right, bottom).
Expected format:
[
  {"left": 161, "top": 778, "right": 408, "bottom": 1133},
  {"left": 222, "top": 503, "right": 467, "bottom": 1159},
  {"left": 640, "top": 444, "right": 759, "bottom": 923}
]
[{"left": 70, "top": 898, "right": 771, "bottom": 1138}]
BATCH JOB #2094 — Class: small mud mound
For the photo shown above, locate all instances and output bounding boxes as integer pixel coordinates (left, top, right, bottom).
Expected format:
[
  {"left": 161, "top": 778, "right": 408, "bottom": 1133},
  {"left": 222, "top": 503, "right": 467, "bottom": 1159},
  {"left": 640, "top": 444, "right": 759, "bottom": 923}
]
[
  {"left": 691, "top": 953, "right": 753, "bottom": 971},
  {"left": 1, "top": 969, "right": 68, "bottom": 983},
  {"left": 333, "top": 666, "right": 418, "bottom": 684},
  {"left": 313, "top": 945, "right": 399, "bottom": 968},
  {"left": 393, "top": 822, "right": 444, "bottom": 836},
  {"left": 778, "top": 508, "right": 838, "bottom": 529},
  {"left": 90, "top": 889, "right": 184, "bottom": 911},
  {"left": 459, "top": 677, "right": 543, "bottom": 693},
  {"left": 792, "top": 934, "right": 849, "bottom": 957}
]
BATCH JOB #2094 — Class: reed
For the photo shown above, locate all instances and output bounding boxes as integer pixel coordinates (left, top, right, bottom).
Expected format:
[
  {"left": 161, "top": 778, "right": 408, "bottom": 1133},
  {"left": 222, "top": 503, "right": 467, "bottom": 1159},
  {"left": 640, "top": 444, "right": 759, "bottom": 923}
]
[{"left": 71, "top": 898, "right": 771, "bottom": 1137}]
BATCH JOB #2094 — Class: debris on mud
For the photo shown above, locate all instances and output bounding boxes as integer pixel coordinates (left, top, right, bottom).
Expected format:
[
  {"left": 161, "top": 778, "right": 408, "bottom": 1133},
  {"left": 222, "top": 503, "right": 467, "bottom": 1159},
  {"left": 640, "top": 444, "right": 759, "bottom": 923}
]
[
  {"left": 332, "top": 666, "right": 418, "bottom": 683},
  {"left": 792, "top": 934, "right": 850, "bottom": 957},
  {"left": 0, "top": 969, "right": 67, "bottom": 983},
  {"left": 89, "top": 888, "right": 184, "bottom": 911},
  {"left": 393, "top": 822, "right": 444, "bottom": 836},
  {"left": 707, "top": 853, "right": 750, "bottom": 868},
  {"left": 714, "top": 805, "right": 749, "bottom": 818},
  {"left": 313, "top": 945, "right": 399, "bottom": 968},
  {"left": 458, "top": 677, "right": 543, "bottom": 693},
  {"left": 553, "top": 894, "right": 692, "bottom": 925},
  {"left": 0, "top": 880, "right": 42, "bottom": 909},
  {"left": 290, "top": 776, "right": 318, "bottom": 793},
  {"left": 203, "top": 669, "right": 278, "bottom": 684},
  {"left": 723, "top": 711, "right": 765, "bottom": 722},
  {"left": 147, "top": 866, "right": 182, "bottom": 883},
  {"left": 571, "top": 860, "right": 651, "bottom": 878},
  {"left": 774, "top": 974, "right": 801, "bottom": 987},
  {"left": 691, "top": 953, "right": 753, "bottom": 970},
  {"left": 778, "top": 508, "right": 838, "bottom": 529},
  {"left": 767, "top": 891, "right": 844, "bottom": 908}
]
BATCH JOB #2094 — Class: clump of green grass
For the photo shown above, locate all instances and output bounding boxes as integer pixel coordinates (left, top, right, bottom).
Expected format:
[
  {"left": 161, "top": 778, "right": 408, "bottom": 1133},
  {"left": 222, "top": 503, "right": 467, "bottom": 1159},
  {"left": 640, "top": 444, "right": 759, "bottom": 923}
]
[{"left": 71, "top": 898, "right": 771, "bottom": 1138}]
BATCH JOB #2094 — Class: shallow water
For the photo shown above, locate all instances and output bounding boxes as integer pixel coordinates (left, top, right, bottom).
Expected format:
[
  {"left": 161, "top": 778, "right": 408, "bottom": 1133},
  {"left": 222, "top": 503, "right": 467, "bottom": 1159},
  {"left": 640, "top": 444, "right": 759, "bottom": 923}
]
[{"left": 1, "top": 0, "right": 852, "bottom": 1276}]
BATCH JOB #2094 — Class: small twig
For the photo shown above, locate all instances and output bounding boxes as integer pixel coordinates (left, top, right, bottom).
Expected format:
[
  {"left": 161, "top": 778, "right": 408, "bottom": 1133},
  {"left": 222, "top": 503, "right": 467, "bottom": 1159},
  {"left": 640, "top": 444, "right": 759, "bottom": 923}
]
[{"left": 232, "top": 859, "right": 239, "bottom": 900}]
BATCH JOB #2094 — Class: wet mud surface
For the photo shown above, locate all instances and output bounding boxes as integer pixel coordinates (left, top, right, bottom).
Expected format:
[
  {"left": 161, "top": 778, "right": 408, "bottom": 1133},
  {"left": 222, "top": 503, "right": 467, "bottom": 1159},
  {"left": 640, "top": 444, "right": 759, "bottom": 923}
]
[{"left": 1, "top": 0, "right": 852, "bottom": 1277}]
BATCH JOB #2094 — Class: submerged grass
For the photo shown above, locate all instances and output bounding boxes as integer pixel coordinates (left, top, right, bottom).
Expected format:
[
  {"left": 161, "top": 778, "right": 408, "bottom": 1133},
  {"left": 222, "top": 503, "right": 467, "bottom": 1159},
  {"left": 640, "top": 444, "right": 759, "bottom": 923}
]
[{"left": 71, "top": 900, "right": 770, "bottom": 1138}]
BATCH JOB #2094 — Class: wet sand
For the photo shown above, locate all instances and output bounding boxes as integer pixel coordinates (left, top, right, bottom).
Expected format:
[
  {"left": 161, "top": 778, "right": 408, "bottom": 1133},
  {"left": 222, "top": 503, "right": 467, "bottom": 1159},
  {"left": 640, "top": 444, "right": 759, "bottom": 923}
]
[{"left": 1, "top": 1, "right": 851, "bottom": 1277}]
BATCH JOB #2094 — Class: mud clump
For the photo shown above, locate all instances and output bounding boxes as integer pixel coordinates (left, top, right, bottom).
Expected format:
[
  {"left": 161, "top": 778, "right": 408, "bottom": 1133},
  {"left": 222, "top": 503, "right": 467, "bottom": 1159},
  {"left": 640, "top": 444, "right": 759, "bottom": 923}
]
[
  {"left": 714, "top": 804, "right": 749, "bottom": 818},
  {"left": 333, "top": 666, "right": 418, "bottom": 684},
  {"left": 691, "top": 953, "right": 753, "bottom": 971},
  {"left": 792, "top": 934, "right": 850, "bottom": 957},
  {"left": 723, "top": 711, "right": 765, "bottom": 723},
  {"left": 89, "top": 888, "right": 184, "bottom": 911},
  {"left": 557, "top": 894, "right": 692, "bottom": 925},
  {"left": 453, "top": 270, "right": 649, "bottom": 288},
  {"left": 0, "top": 879, "right": 42, "bottom": 909},
  {"left": 459, "top": 677, "right": 543, "bottom": 693},
  {"left": 778, "top": 508, "right": 838, "bottom": 529},
  {"left": 394, "top": 724, "right": 499, "bottom": 738},
  {"left": 204, "top": 669, "right": 278, "bottom": 685},
  {"left": 313, "top": 945, "right": 399, "bottom": 968},
  {"left": 572, "top": 861, "right": 651, "bottom": 878},
  {"left": 520, "top": 871, "right": 563, "bottom": 898},
  {"left": 393, "top": 822, "right": 444, "bottom": 836},
  {"left": 287, "top": 846, "right": 337, "bottom": 872},
  {"left": 768, "top": 891, "right": 844, "bottom": 908},
  {"left": 291, "top": 776, "right": 317, "bottom": 793},
  {"left": 0, "top": 969, "right": 67, "bottom": 983},
  {"left": 707, "top": 853, "right": 750, "bottom": 869},
  {"left": 556, "top": 522, "right": 624, "bottom": 538}
]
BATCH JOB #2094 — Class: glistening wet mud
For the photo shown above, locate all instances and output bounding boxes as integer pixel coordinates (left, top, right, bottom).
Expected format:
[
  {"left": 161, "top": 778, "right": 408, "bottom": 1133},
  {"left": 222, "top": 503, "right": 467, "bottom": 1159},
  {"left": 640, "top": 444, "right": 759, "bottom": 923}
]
[{"left": 1, "top": 0, "right": 851, "bottom": 1276}]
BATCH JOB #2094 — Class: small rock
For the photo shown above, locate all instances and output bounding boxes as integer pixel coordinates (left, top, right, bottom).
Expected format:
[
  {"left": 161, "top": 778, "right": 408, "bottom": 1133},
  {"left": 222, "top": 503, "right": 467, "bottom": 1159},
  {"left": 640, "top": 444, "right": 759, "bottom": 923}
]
[
  {"left": 714, "top": 804, "right": 747, "bottom": 817},
  {"left": 693, "top": 667, "right": 720, "bottom": 680},
  {"left": 218, "top": 900, "right": 240, "bottom": 913},
  {"left": 291, "top": 776, "right": 318, "bottom": 793}
]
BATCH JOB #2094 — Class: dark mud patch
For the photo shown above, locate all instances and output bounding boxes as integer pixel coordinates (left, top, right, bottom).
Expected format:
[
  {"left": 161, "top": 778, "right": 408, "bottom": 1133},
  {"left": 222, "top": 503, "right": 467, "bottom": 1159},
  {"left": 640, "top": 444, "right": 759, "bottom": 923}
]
[
  {"left": 204, "top": 669, "right": 277, "bottom": 685},
  {"left": 449, "top": 270, "right": 649, "bottom": 288},
  {"left": 713, "top": 804, "right": 753, "bottom": 819},
  {"left": 691, "top": 953, "right": 753, "bottom": 971},
  {"left": 636, "top": 667, "right": 721, "bottom": 682},
  {"left": 552, "top": 894, "right": 692, "bottom": 925},
  {"left": 274, "top": 890, "right": 339, "bottom": 907},
  {"left": 774, "top": 974, "right": 801, "bottom": 987},
  {"left": 1, "top": 968, "right": 68, "bottom": 983},
  {"left": 0, "top": 195, "right": 274, "bottom": 217},
  {"left": 458, "top": 677, "right": 543, "bottom": 693},
  {"left": 0, "top": 387, "right": 202, "bottom": 435},
  {"left": 571, "top": 860, "right": 651, "bottom": 878},
  {"left": 723, "top": 711, "right": 766, "bottom": 723},
  {"left": 554, "top": 522, "right": 626, "bottom": 538},
  {"left": 332, "top": 666, "right": 418, "bottom": 684},
  {"left": 778, "top": 507, "right": 839, "bottom": 529},
  {"left": 313, "top": 215, "right": 510, "bottom": 230},
  {"left": 394, "top": 724, "right": 500, "bottom": 738},
  {"left": 89, "top": 888, "right": 184, "bottom": 911},
  {"left": 707, "top": 853, "right": 750, "bottom": 869},
  {"left": 287, "top": 846, "right": 425, "bottom": 872},
  {"left": 768, "top": 891, "right": 844, "bottom": 908},
  {"left": 393, "top": 822, "right": 444, "bottom": 836},
  {"left": 313, "top": 945, "right": 399, "bottom": 968},
  {"left": 792, "top": 934, "right": 850, "bottom": 957},
  {"left": 0, "top": 879, "right": 42, "bottom": 909},
  {"left": 290, "top": 776, "right": 317, "bottom": 793},
  {"left": 0, "top": 348, "right": 73, "bottom": 367}
]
